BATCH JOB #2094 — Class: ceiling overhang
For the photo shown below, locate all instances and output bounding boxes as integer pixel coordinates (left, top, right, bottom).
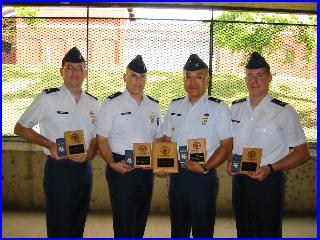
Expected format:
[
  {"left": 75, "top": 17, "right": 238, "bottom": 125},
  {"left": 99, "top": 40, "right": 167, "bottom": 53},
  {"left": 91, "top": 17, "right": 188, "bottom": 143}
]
[{"left": 2, "top": 2, "right": 317, "bottom": 14}]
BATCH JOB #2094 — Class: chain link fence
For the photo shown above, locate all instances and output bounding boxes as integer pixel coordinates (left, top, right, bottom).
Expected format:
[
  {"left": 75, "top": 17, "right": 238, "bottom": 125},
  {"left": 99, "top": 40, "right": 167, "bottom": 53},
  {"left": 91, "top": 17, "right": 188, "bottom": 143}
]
[{"left": 2, "top": 12, "right": 317, "bottom": 143}]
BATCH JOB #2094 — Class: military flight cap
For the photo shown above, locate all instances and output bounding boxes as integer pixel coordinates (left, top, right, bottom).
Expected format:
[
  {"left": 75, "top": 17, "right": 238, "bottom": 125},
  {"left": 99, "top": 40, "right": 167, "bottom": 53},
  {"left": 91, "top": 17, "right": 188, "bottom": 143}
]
[
  {"left": 183, "top": 54, "right": 208, "bottom": 71},
  {"left": 62, "top": 47, "right": 85, "bottom": 64},
  {"left": 246, "top": 52, "right": 270, "bottom": 69},
  {"left": 127, "top": 55, "right": 147, "bottom": 74}
]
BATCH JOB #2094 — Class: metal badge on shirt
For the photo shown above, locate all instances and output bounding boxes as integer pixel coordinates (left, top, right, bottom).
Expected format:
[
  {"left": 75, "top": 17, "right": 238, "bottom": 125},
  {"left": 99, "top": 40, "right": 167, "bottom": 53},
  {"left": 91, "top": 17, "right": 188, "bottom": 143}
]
[
  {"left": 90, "top": 110, "right": 96, "bottom": 124},
  {"left": 149, "top": 112, "right": 159, "bottom": 126},
  {"left": 202, "top": 113, "right": 209, "bottom": 125},
  {"left": 150, "top": 114, "right": 155, "bottom": 123}
]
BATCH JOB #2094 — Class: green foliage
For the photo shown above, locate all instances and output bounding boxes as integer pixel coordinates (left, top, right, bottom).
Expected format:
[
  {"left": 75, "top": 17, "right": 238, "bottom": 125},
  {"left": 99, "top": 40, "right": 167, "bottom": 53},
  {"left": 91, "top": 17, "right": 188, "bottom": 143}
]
[
  {"left": 213, "top": 12, "right": 316, "bottom": 63},
  {"left": 14, "top": 7, "right": 44, "bottom": 29},
  {"left": 211, "top": 72, "right": 247, "bottom": 105},
  {"left": 283, "top": 48, "right": 295, "bottom": 64},
  {"left": 2, "top": 64, "right": 316, "bottom": 142},
  {"left": 213, "top": 12, "right": 286, "bottom": 57},
  {"left": 2, "top": 18, "right": 17, "bottom": 52},
  {"left": 296, "top": 26, "right": 316, "bottom": 62},
  {"left": 15, "top": 7, "right": 39, "bottom": 17}
]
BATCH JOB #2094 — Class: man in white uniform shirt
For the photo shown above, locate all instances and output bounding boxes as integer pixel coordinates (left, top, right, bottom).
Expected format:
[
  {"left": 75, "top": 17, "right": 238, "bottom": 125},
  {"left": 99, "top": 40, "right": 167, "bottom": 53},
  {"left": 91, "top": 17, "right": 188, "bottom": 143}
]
[
  {"left": 159, "top": 54, "right": 233, "bottom": 237},
  {"left": 14, "top": 47, "right": 100, "bottom": 237},
  {"left": 227, "top": 52, "right": 310, "bottom": 237},
  {"left": 96, "top": 55, "right": 162, "bottom": 237}
]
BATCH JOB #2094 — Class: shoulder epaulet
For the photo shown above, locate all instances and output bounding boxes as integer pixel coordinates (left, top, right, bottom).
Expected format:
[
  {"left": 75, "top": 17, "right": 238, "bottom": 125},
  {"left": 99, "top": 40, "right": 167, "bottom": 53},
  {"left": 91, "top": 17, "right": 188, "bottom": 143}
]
[
  {"left": 147, "top": 95, "right": 159, "bottom": 103},
  {"left": 85, "top": 92, "right": 98, "bottom": 100},
  {"left": 172, "top": 96, "right": 185, "bottom": 102},
  {"left": 107, "top": 92, "right": 122, "bottom": 99},
  {"left": 43, "top": 88, "right": 60, "bottom": 94},
  {"left": 232, "top": 98, "right": 246, "bottom": 105},
  {"left": 271, "top": 98, "right": 287, "bottom": 107},
  {"left": 208, "top": 96, "right": 222, "bottom": 103}
]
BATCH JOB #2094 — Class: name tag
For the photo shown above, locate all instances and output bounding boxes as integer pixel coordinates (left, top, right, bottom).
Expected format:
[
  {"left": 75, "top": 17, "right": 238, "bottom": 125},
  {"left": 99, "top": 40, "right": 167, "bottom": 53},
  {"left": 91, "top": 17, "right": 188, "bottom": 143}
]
[
  {"left": 57, "top": 111, "right": 68, "bottom": 114},
  {"left": 121, "top": 112, "right": 131, "bottom": 115}
]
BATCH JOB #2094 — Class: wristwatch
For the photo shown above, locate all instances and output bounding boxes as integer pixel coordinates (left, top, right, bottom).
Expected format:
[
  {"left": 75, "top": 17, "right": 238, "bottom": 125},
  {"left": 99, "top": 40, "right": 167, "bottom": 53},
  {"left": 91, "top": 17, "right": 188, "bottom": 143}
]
[
  {"left": 202, "top": 164, "right": 210, "bottom": 175},
  {"left": 267, "top": 164, "right": 275, "bottom": 175}
]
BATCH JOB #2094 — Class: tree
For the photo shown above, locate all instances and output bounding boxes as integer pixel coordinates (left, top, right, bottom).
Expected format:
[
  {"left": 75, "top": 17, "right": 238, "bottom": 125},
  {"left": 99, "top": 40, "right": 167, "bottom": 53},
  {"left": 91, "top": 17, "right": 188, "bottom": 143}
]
[
  {"left": 15, "top": 7, "right": 44, "bottom": 29},
  {"left": 213, "top": 12, "right": 316, "bottom": 64},
  {"left": 2, "top": 7, "right": 44, "bottom": 54}
]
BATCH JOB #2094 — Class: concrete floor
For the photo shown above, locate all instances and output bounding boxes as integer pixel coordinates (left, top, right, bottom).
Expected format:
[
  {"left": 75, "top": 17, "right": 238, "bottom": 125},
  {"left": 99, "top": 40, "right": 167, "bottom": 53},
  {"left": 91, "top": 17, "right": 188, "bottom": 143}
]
[{"left": 2, "top": 210, "right": 316, "bottom": 238}]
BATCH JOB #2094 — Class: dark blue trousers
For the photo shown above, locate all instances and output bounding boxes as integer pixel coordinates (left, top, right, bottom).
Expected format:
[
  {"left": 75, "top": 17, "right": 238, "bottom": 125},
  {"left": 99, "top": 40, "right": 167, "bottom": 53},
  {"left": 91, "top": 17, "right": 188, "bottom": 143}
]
[
  {"left": 106, "top": 153, "right": 154, "bottom": 237},
  {"left": 232, "top": 155, "right": 285, "bottom": 238},
  {"left": 169, "top": 168, "right": 218, "bottom": 238},
  {"left": 43, "top": 156, "right": 92, "bottom": 238}
]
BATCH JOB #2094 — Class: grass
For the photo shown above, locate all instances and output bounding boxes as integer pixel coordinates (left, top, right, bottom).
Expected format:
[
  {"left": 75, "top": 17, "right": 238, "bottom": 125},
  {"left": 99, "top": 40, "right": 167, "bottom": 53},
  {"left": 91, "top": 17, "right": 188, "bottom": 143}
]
[{"left": 2, "top": 64, "right": 316, "bottom": 142}]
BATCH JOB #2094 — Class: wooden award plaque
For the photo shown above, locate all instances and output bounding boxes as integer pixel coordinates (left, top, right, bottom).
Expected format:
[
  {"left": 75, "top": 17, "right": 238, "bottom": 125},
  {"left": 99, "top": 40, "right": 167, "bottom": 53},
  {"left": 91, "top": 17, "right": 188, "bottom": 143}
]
[
  {"left": 152, "top": 142, "right": 179, "bottom": 173},
  {"left": 240, "top": 148, "right": 262, "bottom": 174},
  {"left": 133, "top": 143, "right": 152, "bottom": 168},
  {"left": 187, "top": 138, "right": 207, "bottom": 164},
  {"left": 64, "top": 130, "right": 86, "bottom": 158}
]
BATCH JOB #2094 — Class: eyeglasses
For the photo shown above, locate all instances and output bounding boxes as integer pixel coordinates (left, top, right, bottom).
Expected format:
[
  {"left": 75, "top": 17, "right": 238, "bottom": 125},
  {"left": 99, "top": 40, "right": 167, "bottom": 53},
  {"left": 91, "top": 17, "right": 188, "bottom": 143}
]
[
  {"left": 63, "top": 65, "right": 86, "bottom": 72},
  {"left": 245, "top": 73, "right": 268, "bottom": 81}
]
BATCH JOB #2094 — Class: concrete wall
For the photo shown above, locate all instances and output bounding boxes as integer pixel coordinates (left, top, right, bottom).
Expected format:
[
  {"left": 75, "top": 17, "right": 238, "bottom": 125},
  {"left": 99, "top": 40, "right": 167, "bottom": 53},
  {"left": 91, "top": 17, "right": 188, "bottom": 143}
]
[{"left": 2, "top": 138, "right": 316, "bottom": 214}]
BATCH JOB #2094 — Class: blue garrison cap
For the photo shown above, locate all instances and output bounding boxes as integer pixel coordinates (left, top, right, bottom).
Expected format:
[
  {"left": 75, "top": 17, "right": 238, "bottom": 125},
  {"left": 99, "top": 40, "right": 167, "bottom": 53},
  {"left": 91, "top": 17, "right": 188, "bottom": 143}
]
[
  {"left": 183, "top": 54, "right": 208, "bottom": 71},
  {"left": 246, "top": 52, "right": 270, "bottom": 69},
  {"left": 127, "top": 55, "right": 147, "bottom": 74},
  {"left": 62, "top": 47, "right": 85, "bottom": 64}
]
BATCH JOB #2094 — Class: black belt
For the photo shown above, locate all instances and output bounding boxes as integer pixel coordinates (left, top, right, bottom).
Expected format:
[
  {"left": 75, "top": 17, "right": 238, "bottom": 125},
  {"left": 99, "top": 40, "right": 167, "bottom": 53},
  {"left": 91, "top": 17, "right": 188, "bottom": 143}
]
[
  {"left": 112, "top": 152, "right": 125, "bottom": 163},
  {"left": 47, "top": 155, "right": 90, "bottom": 166}
]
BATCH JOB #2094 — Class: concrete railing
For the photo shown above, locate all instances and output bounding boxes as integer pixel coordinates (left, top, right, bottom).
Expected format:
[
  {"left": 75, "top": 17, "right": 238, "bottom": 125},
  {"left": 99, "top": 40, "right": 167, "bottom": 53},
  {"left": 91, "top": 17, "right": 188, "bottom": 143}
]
[{"left": 2, "top": 137, "right": 316, "bottom": 214}]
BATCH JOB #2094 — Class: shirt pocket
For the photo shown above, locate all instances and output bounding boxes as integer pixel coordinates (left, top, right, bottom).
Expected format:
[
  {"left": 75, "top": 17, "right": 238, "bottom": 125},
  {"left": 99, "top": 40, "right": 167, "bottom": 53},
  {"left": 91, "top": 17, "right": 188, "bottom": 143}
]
[
  {"left": 113, "top": 113, "right": 134, "bottom": 135},
  {"left": 52, "top": 111, "right": 73, "bottom": 132},
  {"left": 170, "top": 114, "right": 182, "bottom": 132},
  {"left": 231, "top": 119, "right": 241, "bottom": 134},
  {"left": 54, "top": 111, "right": 72, "bottom": 123},
  {"left": 254, "top": 122, "right": 283, "bottom": 145},
  {"left": 200, "top": 116, "right": 218, "bottom": 141}
]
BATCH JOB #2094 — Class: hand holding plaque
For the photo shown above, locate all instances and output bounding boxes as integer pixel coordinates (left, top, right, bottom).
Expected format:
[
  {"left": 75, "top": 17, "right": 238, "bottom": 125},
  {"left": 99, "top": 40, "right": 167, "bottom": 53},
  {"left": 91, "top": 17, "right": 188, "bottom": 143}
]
[
  {"left": 240, "top": 148, "right": 262, "bottom": 174},
  {"left": 133, "top": 143, "right": 152, "bottom": 168},
  {"left": 187, "top": 138, "right": 207, "bottom": 164},
  {"left": 63, "top": 130, "right": 86, "bottom": 159},
  {"left": 152, "top": 142, "right": 179, "bottom": 173}
]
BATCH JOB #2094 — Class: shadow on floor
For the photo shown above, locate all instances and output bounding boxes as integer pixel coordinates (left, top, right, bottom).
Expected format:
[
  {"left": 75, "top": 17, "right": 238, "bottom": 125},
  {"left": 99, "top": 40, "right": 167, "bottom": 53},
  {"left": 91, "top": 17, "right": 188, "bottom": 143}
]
[{"left": 2, "top": 210, "right": 316, "bottom": 238}]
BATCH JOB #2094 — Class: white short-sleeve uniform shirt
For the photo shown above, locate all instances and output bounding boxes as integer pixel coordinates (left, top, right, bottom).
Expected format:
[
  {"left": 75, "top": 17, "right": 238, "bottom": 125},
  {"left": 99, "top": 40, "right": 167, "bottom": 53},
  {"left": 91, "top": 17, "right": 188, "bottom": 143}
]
[
  {"left": 95, "top": 89, "right": 162, "bottom": 155},
  {"left": 161, "top": 94, "right": 232, "bottom": 160},
  {"left": 18, "top": 84, "right": 100, "bottom": 155},
  {"left": 231, "top": 94, "right": 307, "bottom": 166}
]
